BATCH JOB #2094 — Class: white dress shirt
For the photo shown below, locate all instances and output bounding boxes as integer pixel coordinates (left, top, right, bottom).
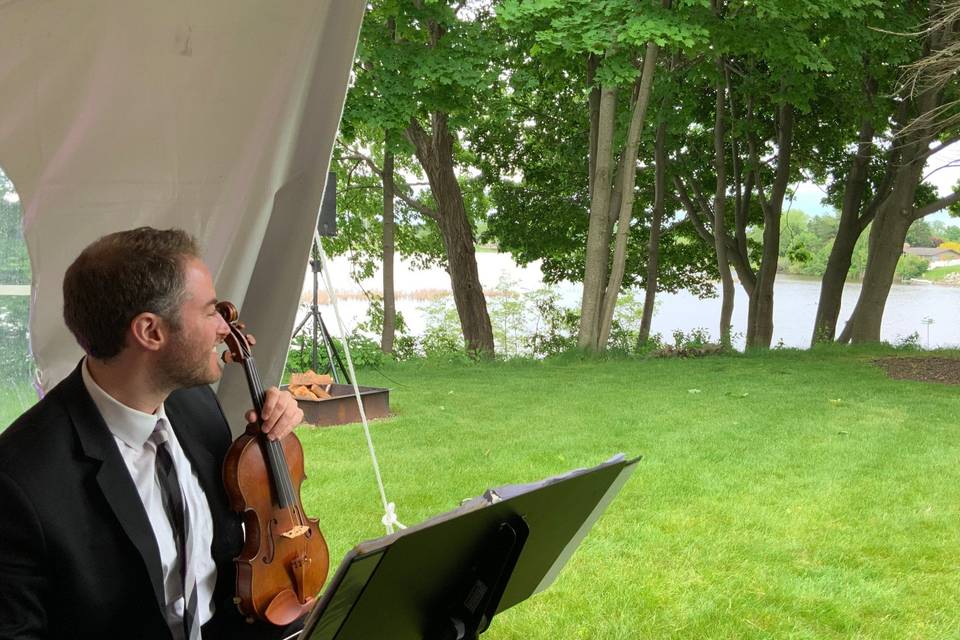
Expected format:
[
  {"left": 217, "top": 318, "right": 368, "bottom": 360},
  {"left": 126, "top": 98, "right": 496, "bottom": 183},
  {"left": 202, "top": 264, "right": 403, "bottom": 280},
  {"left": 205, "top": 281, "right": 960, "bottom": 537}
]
[{"left": 81, "top": 360, "right": 217, "bottom": 638}]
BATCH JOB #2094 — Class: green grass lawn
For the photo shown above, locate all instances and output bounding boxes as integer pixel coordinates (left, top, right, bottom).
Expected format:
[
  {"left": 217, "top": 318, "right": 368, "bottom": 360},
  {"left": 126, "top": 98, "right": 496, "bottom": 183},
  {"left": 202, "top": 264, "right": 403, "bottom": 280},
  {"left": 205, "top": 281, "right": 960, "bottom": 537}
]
[
  {"left": 0, "top": 379, "right": 37, "bottom": 429},
  {"left": 923, "top": 264, "right": 960, "bottom": 281},
  {"left": 297, "top": 346, "right": 960, "bottom": 639}
]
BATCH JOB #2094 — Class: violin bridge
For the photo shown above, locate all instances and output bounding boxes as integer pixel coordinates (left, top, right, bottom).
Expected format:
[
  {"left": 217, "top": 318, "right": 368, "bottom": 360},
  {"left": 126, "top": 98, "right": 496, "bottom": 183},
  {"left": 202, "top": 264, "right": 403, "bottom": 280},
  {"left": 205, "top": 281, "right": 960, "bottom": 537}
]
[{"left": 281, "top": 525, "right": 310, "bottom": 539}]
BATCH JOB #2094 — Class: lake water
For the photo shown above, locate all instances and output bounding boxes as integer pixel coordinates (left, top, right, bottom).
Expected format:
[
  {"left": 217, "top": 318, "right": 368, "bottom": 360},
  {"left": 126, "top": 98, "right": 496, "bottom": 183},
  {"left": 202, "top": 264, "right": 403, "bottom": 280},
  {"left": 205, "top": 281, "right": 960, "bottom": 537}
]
[{"left": 304, "top": 252, "right": 960, "bottom": 350}]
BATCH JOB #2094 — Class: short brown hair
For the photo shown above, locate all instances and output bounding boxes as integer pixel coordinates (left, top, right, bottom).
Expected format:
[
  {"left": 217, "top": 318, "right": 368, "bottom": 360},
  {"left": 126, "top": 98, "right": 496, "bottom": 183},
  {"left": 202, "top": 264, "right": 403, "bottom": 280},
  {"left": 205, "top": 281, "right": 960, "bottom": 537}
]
[{"left": 63, "top": 227, "right": 200, "bottom": 360}]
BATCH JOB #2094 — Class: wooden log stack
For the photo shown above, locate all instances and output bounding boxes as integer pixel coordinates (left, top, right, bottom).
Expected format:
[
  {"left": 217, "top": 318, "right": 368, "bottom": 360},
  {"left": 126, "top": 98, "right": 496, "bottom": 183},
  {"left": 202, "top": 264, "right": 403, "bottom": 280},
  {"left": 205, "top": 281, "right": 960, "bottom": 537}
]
[{"left": 288, "top": 370, "right": 335, "bottom": 401}]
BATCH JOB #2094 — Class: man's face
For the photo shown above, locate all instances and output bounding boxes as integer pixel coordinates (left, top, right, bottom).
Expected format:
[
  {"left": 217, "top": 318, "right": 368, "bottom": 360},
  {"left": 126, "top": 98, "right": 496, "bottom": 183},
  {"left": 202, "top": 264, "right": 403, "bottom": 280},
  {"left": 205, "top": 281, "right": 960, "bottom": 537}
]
[{"left": 157, "top": 257, "right": 230, "bottom": 388}]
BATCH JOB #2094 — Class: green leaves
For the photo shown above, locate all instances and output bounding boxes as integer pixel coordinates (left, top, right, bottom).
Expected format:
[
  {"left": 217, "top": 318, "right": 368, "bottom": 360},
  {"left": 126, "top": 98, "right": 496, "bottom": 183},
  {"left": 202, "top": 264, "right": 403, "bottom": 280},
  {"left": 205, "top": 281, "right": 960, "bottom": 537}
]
[{"left": 500, "top": 0, "right": 709, "bottom": 87}]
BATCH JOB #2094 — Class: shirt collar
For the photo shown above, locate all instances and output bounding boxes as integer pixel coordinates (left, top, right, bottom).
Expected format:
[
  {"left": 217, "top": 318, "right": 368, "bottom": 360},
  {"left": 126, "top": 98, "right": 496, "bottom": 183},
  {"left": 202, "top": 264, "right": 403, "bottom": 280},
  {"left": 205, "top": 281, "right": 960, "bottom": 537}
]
[{"left": 81, "top": 358, "right": 168, "bottom": 450}]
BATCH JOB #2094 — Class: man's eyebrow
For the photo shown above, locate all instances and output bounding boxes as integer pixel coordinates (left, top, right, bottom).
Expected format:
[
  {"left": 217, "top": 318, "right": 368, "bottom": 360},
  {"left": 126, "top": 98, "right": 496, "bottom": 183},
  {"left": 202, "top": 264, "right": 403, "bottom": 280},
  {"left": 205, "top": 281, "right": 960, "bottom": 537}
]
[{"left": 207, "top": 298, "right": 219, "bottom": 308}]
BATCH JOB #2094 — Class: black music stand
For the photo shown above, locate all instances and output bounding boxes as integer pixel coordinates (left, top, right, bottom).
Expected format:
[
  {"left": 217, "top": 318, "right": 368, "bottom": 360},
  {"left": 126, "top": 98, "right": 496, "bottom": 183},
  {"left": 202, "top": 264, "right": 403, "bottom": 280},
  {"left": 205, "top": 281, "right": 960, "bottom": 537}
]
[{"left": 298, "top": 454, "right": 639, "bottom": 640}]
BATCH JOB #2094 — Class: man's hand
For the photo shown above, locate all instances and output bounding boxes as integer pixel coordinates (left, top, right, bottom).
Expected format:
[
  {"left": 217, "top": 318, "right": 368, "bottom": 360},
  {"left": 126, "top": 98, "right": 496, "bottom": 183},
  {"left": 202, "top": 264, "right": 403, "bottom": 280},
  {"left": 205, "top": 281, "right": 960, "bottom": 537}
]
[{"left": 245, "top": 387, "right": 304, "bottom": 441}]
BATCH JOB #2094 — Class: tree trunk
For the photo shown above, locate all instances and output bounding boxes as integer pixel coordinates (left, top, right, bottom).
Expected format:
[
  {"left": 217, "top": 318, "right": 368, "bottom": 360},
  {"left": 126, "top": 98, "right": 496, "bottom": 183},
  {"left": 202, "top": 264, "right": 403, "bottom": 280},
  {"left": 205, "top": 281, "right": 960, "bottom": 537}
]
[
  {"left": 674, "top": 173, "right": 754, "bottom": 337},
  {"left": 381, "top": 145, "right": 396, "bottom": 354},
  {"left": 597, "top": 42, "right": 660, "bottom": 348},
  {"left": 745, "top": 218, "right": 779, "bottom": 348},
  {"left": 839, "top": 67, "right": 949, "bottom": 343},
  {"left": 578, "top": 84, "right": 617, "bottom": 350},
  {"left": 745, "top": 103, "right": 793, "bottom": 349},
  {"left": 727, "top": 81, "right": 756, "bottom": 299},
  {"left": 407, "top": 113, "right": 494, "bottom": 356},
  {"left": 639, "top": 118, "right": 668, "bottom": 345},
  {"left": 841, "top": 189, "right": 915, "bottom": 344},
  {"left": 712, "top": 70, "right": 735, "bottom": 348},
  {"left": 587, "top": 54, "right": 600, "bottom": 201},
  {"left": 813, "top": 219, "right": 863, "bottom": 342},
  {"left": 810, "top": 115, "right": 875, "bottom": 345}
]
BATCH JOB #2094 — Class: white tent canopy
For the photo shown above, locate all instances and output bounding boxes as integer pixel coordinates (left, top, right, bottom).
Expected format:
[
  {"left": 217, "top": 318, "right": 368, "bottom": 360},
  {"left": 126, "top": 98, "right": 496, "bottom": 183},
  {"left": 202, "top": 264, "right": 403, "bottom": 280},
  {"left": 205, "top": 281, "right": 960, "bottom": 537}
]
[{"left": 0, "top": 0, "right": 365, "bottom": 424}]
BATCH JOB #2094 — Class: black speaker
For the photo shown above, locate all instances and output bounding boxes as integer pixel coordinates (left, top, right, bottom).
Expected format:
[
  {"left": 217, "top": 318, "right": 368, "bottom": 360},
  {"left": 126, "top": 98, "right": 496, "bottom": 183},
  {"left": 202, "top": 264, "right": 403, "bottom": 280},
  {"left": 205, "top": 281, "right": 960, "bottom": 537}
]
[{"left": 317, "top": 171, "right": 337, "bottom": 237}]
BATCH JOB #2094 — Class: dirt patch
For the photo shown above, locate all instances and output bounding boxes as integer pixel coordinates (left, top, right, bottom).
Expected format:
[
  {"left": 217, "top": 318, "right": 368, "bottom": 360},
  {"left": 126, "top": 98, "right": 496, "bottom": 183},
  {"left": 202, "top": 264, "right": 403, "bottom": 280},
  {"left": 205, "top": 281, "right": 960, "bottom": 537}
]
[{"left": 874, "top": 357, "right": 960, "bottom": 385}]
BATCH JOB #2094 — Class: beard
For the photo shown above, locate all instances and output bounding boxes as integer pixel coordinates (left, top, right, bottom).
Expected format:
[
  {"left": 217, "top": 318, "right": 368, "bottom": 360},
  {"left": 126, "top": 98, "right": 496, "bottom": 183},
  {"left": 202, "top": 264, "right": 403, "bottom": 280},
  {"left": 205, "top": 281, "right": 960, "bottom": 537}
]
[{"left": 155, "top": 328, "right": 221, "bottom": 389}]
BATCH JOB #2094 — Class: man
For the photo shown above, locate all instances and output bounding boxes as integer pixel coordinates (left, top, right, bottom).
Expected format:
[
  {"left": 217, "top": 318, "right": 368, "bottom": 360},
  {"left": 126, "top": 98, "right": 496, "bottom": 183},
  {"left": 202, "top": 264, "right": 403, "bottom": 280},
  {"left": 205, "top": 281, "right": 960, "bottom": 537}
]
[{"left": 0, "top": 227, "right": 305, "bottom": 639}]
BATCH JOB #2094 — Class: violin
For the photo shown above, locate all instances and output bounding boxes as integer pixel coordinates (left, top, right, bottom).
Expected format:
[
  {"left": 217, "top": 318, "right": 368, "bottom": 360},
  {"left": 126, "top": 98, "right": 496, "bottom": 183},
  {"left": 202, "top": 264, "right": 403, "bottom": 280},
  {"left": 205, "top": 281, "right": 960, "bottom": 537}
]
[{"left": 217, "top": 301, "right": 329, "bottom": 626}]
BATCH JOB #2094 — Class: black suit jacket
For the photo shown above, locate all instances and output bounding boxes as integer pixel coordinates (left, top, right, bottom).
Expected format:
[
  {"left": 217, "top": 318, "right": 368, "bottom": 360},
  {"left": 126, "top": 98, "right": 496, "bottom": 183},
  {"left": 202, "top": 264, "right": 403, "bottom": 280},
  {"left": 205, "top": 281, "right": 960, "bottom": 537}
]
[{"left": 0, "top": 363, "right": 296, "bottom": 640}]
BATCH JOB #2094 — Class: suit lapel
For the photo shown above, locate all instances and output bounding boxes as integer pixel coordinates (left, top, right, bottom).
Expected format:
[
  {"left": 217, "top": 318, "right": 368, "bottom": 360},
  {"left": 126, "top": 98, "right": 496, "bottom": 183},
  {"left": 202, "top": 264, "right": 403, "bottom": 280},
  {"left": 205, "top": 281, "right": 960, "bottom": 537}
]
[{"left": 61, "top": 364, "right": 166, "bottom": 610}]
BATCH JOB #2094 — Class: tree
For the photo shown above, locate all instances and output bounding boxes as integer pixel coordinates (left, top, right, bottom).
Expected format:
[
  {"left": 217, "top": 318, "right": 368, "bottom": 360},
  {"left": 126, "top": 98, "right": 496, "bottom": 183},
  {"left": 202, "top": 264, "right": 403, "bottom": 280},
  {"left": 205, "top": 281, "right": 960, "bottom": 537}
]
[
  {"left": 340, "top": 0, "right": 499, "bottom": 356},
  {"left": 906, "top": 217, "right": 936, "bottom": 247},
  {"left": 638, "top": 113, "right": 671, "bottom": 345},
  {"left": 498, "top": 0, "right": 707, "bottom": 353},
  {"left": 473, "top": 2, "right": 717, "bottom": 351},
  {"left": 0, "top": 172, "right": 29, "bottom": 285},
  {"left": 323, "top": 149, "right": 450, "bottom": 353},
  {"left": 839, "top": 2, "right": 960, "bottom": 344},
  {"left": 809, "top": 1, "right": 952, "bottom": 345},
  {"left": 381, "top": 143, "right": 397, "bottom": 354},
  {"left": 672, "top": 0, "right": 882, "bottom": 348},
  {"left": 0, "top": 170, "right": 31, "bottom": 382}
]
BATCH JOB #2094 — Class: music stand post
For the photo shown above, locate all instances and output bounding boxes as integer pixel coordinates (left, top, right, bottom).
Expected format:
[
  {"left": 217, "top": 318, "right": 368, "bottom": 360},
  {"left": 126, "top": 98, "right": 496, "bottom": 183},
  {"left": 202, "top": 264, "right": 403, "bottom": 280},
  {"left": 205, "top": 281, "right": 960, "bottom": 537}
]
[{"left": 300, "top": 455, "right": 639, "bottom": 640}]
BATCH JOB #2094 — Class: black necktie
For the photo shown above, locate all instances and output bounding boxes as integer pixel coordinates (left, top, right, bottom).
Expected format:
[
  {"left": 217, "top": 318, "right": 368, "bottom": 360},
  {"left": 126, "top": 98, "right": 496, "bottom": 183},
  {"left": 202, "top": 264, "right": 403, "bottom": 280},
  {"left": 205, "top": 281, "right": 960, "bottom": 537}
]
[{"left": 151, "top": 423, "right": 200, "bottom": 640}]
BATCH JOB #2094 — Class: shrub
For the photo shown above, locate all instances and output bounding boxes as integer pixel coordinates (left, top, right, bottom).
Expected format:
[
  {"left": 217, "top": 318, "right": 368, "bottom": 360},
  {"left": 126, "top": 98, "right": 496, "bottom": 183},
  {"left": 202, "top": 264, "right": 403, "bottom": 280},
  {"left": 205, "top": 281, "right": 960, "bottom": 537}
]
[{"left": 896, "top": 254, "right": 929, "bottom": 281}]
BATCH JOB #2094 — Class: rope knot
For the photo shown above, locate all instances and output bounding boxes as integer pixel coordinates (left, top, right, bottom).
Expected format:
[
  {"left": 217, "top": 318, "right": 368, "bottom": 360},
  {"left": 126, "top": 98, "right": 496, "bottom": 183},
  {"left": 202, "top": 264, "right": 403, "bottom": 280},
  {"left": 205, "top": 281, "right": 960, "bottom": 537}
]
[{"left": 380, "top": 502, "right": 406, "bottom": 533}]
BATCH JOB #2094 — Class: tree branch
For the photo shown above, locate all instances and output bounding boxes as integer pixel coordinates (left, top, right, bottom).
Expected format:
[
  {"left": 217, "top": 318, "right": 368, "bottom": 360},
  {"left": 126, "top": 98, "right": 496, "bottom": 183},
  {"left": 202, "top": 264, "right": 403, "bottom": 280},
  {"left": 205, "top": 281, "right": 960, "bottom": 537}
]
[
  {"left": 674, "top": 175, "right": 714, "bottom": 245},
  {"left": 915, "top": 134, "right": 960, "bottom": 165},
  {"left": 662, "top": 218, "right": 687, "bottom": 234},
  {"left": 340, "top": 145, "right": 440, "bottom": 221},
  {"left": 915, "top": 190, "right": 960, "bottom": 219},
  {"left": 859, "top": 126, "right": 904, "bottom": 229},
  {"left": 769, "top": 102, "right": 795, "bottom": 211},
  {"left": 690, "top": 180, "right": 714, "bottom": 224}
]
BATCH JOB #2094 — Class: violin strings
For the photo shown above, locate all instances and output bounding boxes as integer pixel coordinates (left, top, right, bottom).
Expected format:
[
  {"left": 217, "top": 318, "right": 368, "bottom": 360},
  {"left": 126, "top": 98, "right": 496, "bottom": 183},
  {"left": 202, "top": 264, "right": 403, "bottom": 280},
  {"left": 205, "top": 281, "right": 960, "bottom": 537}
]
[
  {"left": 239, "top": 327, "right": 301, "bottom": 511},
  {"left": 248, "top": 356, "right": 296, "bottom": 508}
]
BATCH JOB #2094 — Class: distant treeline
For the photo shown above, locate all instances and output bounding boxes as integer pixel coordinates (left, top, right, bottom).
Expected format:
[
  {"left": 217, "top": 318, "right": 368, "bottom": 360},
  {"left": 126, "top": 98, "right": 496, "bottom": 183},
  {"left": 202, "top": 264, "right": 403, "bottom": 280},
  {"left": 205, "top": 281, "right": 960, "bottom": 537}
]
[{"left": 768, "top": 212, "right": 958, "bottom": 281}]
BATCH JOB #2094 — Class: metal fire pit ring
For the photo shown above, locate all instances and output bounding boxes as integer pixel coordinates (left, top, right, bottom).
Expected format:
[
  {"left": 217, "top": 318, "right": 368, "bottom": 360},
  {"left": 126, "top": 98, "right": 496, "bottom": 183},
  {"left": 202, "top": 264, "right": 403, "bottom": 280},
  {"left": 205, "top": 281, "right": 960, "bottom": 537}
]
[{"left": 282, "top": 383, "right": 390, "bottom": 427}]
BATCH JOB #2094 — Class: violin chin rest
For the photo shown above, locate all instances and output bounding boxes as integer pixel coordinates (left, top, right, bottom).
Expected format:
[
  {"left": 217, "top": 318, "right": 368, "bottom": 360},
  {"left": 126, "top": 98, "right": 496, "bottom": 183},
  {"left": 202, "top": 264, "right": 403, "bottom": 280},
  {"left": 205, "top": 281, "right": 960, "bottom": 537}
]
[{"left": 264, "top": 589, "right": 315, "bottom": 626}]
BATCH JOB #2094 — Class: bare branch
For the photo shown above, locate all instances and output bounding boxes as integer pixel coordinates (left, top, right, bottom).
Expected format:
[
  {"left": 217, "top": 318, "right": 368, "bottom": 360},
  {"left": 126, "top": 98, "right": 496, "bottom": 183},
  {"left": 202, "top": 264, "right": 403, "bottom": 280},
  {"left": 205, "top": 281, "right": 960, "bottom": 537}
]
[
  {"left": 915, "top": 134, "right": 960, "bottom": 165},
  {"left": 922, "top": 160, "right": 960, "bottom": 183}
]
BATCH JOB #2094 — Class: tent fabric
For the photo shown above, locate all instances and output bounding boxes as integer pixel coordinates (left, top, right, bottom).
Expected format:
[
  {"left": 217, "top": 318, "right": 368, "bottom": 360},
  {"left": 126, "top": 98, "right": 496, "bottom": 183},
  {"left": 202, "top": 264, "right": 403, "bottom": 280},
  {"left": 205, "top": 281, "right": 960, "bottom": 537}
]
[{"left": 0, "top": 0, "right": 365, "bottom": 426}]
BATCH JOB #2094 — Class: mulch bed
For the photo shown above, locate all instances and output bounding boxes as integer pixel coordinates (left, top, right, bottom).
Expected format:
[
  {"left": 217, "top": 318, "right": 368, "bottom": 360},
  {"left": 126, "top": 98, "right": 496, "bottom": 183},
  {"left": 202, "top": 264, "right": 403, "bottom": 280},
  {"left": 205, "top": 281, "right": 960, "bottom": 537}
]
[{"left": 873, "top": 357, "right": 960, "bottom": 385}]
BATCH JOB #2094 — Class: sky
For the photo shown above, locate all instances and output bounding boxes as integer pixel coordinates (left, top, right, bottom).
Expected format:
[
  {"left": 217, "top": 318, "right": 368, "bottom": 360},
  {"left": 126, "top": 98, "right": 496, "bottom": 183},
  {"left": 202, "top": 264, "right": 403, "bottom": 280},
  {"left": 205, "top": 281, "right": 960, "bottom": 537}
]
[{"left": 791, "top": 142, "right": 960, "bottom": 224}]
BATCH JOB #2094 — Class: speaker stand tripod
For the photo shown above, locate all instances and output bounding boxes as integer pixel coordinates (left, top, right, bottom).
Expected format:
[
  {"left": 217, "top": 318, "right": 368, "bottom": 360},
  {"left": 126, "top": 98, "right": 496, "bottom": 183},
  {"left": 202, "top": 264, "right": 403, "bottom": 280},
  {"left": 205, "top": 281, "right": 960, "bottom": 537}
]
[{"left": 290, "top": 243, "right": 351, "bottom": 384}]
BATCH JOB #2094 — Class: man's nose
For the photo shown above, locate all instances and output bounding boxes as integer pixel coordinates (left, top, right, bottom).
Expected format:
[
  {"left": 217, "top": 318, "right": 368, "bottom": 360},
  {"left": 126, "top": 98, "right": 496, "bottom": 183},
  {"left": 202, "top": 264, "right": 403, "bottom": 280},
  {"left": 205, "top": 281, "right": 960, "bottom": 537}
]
[{"left": 216, "top": 313, "right": 230, "bottom": 337}]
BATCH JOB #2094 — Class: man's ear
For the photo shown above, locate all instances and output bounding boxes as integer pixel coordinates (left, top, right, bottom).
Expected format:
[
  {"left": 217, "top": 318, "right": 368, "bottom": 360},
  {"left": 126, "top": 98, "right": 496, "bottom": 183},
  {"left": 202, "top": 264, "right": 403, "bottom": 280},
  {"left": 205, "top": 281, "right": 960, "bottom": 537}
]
[{"left": 129, "top": 312, "right": 167, "bottom": 352}]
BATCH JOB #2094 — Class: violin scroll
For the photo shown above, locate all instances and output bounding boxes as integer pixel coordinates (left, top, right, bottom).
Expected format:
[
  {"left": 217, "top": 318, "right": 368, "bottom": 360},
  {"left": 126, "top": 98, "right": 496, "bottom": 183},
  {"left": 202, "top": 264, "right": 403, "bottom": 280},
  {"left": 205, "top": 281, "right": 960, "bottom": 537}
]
[{"left": 216, "top": 301, "right": 251, "bottom": 364}]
